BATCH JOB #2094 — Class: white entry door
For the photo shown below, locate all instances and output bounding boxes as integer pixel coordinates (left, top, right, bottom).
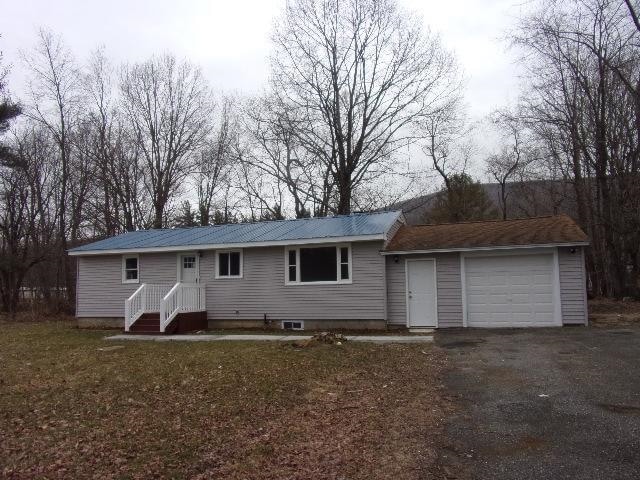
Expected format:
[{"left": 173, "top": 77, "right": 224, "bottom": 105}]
[
  {"left": 406, "top": 259, "right": 437, "bottom": 328},
  {"left": 179, "top": 254, "right": 199, "bottom": 283}
]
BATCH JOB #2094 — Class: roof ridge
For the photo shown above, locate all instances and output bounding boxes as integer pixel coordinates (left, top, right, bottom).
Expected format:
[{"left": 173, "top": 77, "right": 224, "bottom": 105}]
[
  {"left": 407, "top": 214, "right": 566, "bottom": 228},
  {"left": 125, "top": 210, "right": 402, "bottom": 234}
]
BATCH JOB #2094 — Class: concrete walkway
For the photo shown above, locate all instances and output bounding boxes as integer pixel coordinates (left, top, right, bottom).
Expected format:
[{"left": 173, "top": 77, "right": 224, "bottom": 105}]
[{"left": 105, "top": 333, "right": 433, "bottom": 343}]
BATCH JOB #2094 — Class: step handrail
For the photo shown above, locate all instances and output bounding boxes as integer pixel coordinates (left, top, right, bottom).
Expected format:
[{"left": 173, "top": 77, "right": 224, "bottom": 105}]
[
  {"left": 159, "top": 282, "right": 206, "bottom": 333},
  {"left": 125, "top": 283, "right": 174, "bottom": 331},
  {"left": 124, "top": 284, "right": 146, "bottom": 332}
]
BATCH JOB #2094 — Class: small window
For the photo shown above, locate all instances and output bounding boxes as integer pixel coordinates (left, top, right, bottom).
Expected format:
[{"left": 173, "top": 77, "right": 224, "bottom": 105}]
[
  {"left": 285, "top": 245, "right": 351, "bottom": 284},
  {"left": 340, "top": 247, "right": 350, "bottom": 280},
  {"left": 217, "top": 250, "right": 242, "bottom": 278},
  {"left": 288, "top": 250, "right": 297, "bottom": 282},
  {"left": 122, "top": 255, "right": 139, "bottom": 283},
  {"left": 282, "top": 320, "right": 304, "bottom": 330},
  {"left": 182, "top": 256, "right": 196, "bottom": 269}
]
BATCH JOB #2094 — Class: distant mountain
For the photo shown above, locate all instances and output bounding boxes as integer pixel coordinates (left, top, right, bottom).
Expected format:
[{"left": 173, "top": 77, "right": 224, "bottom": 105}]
[{"left": 389, "top": 179, "right": 579, "bottom": 225}]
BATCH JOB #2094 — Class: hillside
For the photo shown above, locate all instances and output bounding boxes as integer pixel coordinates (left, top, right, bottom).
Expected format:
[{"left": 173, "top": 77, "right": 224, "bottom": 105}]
[{"left": 390, "top": 179, "right": 579, "bottom": 225}]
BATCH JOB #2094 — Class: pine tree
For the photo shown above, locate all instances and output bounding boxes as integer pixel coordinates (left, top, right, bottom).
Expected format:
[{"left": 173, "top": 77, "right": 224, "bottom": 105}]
[
  {"left": 0, "top": 47, "right": 21, "bottom": 164},
  {"left": 427, "top": 173, "right": 498, "bottom": 223},
  {"left": 174, "top": 201, "right": 197, "bottom": 228}
]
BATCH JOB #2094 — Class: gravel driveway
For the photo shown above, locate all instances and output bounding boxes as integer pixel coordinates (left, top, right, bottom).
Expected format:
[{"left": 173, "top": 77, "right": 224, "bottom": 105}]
[{"left": 436, "top": 326, "right": 640, "bottom": 480}]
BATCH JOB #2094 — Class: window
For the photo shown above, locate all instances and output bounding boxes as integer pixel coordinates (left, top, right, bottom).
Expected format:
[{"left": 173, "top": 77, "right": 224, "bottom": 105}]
[
  {"left": 182, "top": 256, "right": 196, "bottom": 269},
  {"left": 288, "top": 250, "right": 297, "bottom": 282},
  {"left": 282, "top": 320, "right": 304, "bottom": 330},
  {"left": 285, "top": 245, "right": 351, "bottom": 284},
  {"left": 216, "top": 250, "right": 242, "bottom": 278},
  {"left": 122, "top": 255, "right": 139, "bottom": 283}
]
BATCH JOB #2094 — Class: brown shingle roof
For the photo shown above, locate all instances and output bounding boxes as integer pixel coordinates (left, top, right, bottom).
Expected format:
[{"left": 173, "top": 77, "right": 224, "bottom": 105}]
[{"left": 385, "top": 215, "right": 588, "bottom": 252}]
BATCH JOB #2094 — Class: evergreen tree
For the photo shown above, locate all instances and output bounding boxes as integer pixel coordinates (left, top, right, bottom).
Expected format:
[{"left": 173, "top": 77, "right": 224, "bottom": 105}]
[
  {"left": 174, "top": 201, "right": 197, "bottom": 227},
  {"left": 427, "top": 173, "right": 498, "bottom": 223},
  {"left": 0, "top": 45, "right": 21, "bottom": 164}
]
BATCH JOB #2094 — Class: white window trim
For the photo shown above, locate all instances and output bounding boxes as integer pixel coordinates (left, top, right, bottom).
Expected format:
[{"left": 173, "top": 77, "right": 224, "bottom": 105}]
[
  {"left": 284, "top": 243, "right": 352, "bottom": 285},
  {"left": 282, "top": 320, "right": 304, "bottom": 331},
  {"left": 122, "top": 254, "right": 140, "bottom": 284},
  {"left": 176, "top": 252, "right": 200, "bottom": 283},
  {"left": 215, "top": 249, "right": 243, "bottom": 279}
]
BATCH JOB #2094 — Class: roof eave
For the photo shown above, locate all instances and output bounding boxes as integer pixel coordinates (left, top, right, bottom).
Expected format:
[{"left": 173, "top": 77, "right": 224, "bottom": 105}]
[
  {"left": 381, "top": 241, "right": 590, "bottom": 255},
  {"left": 68, "top": 233, "right": 386, "bottom": 256}
]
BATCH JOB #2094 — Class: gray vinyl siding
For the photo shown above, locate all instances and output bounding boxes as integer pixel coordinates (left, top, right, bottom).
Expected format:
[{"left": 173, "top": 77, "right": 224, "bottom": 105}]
[
  {"left": 558, "top": 246, "right": 588, "bottom": 325},
  {"left": 76, "top": 253, "right": 177, "bottom": 317},
  {"left": 203, "top": 241, "right": 385, "bottom": 321},
  {"left": 385, "top": 253, "right": 463, "bottom": 327},
  {"left": 76, "top": 241, "right": 386, "bottom": 321}
]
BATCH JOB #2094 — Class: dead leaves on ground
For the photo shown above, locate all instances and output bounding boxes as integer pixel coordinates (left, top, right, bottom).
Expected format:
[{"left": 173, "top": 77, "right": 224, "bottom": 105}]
[{"left": 0, "top": 321, "right": 451, "bottom": 479}]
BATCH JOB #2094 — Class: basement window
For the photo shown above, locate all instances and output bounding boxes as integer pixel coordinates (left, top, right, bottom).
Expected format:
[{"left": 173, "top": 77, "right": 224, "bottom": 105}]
[
  {"left": 282, "top": 320, "right": 304, "bottom": 330},
  {"left": 122, "top": 255, "right": 139, "bottom": 284},
  {"left": 285, "top": 245, "right": 351, "bottom": 284}
]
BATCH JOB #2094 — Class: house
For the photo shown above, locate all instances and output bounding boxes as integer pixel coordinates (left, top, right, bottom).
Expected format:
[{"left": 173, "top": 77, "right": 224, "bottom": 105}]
[{"left": 68, "top": 211, "right": 589, "bottom": 332}]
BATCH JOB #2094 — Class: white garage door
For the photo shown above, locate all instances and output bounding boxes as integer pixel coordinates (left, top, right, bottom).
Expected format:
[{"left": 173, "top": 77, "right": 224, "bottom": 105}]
[{"left": 465, "top": 254, "right": 558, "bottom": 328}]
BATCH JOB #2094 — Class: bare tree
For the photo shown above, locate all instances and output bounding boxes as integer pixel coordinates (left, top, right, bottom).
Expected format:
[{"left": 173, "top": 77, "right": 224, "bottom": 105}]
[
  {"left": 271, "top": 0, "right": 461, "bottom": 214},
  {"left": 83, "top": 49, "right": 151, "bottom": 233},
  {"left": 21, "top": 28, "right": 83, "bottom": 303},
  {"left": 486, "top": 108, "right": 536, "bottom": 220},
  {"left": 0, "top": 127, "right": 57, "bottom": 314},
  {"left": 237, "top": 96, "right": 327, "bottom": 218},
  {"left": 120, "top": 55, "right": 213, "bottom": 228},
  {"left": 196, "top": 96, "right": 236, "bottom": 225},
  {"left": 511, "top": 0, "right": 640, "bottom": 297}
]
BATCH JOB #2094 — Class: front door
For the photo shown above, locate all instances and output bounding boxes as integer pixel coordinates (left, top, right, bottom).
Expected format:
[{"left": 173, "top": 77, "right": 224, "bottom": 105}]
[
  {"left": 407, "top": 259, "right": 437, "bottom": 328},
  {"left": 179, "top": 254, "right": 198, "bottom": 283}
]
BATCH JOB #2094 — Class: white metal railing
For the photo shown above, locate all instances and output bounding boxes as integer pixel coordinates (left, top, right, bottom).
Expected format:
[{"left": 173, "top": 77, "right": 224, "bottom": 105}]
[
  {"left": 124, "top": 283, "right": 173, "bottom": 331},
  {"left": 159, "top": 283, "right": 206, "bottom": 333}
]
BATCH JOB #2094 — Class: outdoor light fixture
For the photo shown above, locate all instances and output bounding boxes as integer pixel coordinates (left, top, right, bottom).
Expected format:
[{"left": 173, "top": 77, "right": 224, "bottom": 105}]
[{"left": 393, "top": 255, "right": 399, "bottom": 263}]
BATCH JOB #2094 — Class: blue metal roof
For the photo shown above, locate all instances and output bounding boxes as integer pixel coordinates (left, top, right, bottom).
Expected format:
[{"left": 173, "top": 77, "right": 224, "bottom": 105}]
[{"left": 69, "top": 211, "right": 402, "bottom": 254}]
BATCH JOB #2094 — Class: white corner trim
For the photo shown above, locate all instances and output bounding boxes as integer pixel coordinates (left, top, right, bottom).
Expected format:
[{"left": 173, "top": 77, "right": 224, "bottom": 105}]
[
  {"left": 553, "top": 248, "right": 563, "bottom": 326},
  {"left": 68, "top": 234, "right": 385, "bottom": 256},
  {"left": 460, "top": 254, "right": 467, "bottom": 328},
  {"left": 581, "top": 247, "right": 589, "bottom": 325},
  {"left": 382, "top": 242, "right": 590, "bottom": 256}
]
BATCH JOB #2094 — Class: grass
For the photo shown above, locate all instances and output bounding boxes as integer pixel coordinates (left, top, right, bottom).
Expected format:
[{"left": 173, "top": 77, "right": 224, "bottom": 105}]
[{"left": 0, "top": 319, "right": 450, "bottom": 479}]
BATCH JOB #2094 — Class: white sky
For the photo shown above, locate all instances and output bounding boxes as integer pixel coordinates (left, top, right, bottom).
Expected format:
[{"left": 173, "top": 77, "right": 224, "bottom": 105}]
[{"left": 2, "top": 0, "right": 524, "bottom": 119}]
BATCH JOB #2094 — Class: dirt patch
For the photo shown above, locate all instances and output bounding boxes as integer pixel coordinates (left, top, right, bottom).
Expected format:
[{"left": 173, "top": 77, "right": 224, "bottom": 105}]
[
  {"left": 589, "top": 313, "right": 640, "bottom": 327},
  {"left": 589, "top": 298, "right": 640, "bottom": 327},
  {"left": 439, "top": 339, "right": 486, "bottom": 349},
  {"left": 589, "top": 298, "right": 640, "bottom": 314}
]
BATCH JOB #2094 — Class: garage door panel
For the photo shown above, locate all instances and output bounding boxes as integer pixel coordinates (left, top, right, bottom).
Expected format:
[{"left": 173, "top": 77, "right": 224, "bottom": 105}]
[
  {"left": 465, "top": 254, "right": 557, "bottom": 328},
  {"left": 534, "top": 273, "right": 553, "bottom": 285}
]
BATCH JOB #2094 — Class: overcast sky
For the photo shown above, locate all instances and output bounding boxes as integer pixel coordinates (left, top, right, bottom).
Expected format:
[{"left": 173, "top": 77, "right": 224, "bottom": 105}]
[{"left": 2, "top": 0, "right": 524, "bottom": 121}]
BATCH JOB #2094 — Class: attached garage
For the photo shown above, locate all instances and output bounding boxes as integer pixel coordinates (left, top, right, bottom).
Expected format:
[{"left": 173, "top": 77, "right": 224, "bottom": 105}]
[
  {"left": 383, "top": 215, "right": 589, "bottom": 328},
  {"left": 463, "top": 253, "right": 560, "bottom": 328}
]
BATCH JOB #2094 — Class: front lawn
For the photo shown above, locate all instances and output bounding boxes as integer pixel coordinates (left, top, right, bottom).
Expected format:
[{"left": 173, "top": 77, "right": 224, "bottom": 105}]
[{"left": 0, "top": 320, "right": 450, "bottom": 479}]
